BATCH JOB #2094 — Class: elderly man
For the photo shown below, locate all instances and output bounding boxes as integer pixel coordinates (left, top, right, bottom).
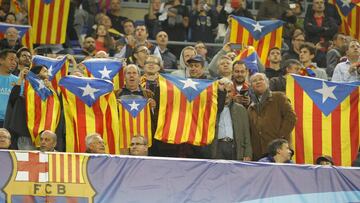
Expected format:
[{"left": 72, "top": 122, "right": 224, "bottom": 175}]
[
  {"left": 129, "top": 135, "right": 148, "bottom": 156},
  {"left": 85, "top": 133, "right": 106, "bottom": 154},
  {"left": 332, "top": 40, "right": 360, "bottom": 82},
  {"left": 39, "top": 130, "right": 57, "bottom": 152},
  {"left": 0, "top": 27, "right": 22, "bottom": 51},
  {"left": 259, "top": 139, "right": 292, "bottom": 163},
  {"left": 0, "top": 128, "right": 11, "bottom": 149},
  {"left": 248, "top": 73, "right": 297, "bottom": 160}
]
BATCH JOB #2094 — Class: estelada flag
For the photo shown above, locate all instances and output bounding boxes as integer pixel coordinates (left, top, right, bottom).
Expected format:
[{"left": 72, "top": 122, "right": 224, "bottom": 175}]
[
  {"left": 32, "top": 55, "right": 69, "bottom": 93},
  {"left": 59, "top": 76, "right": 120, "bottom": 154},
  {"left": 155, "top": 74, "right": 218, "bottom": 146},
  {"left": 229, "top": 16, "right": 284, "bottom": 65},
  {"left": 286, "top": 74, "right": 360, "bottom": 166},
  {"left": 28, "top": 0, "right": 70, "bottom": 44},
  {"left": 82, "top": 58, "right": 124, "bottom": 91},
  {"left": 24, "top": 71, "right": 60, "bottom": 146},
  {"left": 0, "top": 22, "right": 33, "bottom": 51},
  {"left": 234, "top": 46, "right": 260, "bottom": 74},
  {"left": 118, "top": 98, "right": 152, "bottom": 149},
  {"left": 329, "top": 0, "right": 360, "bottom": 40}
]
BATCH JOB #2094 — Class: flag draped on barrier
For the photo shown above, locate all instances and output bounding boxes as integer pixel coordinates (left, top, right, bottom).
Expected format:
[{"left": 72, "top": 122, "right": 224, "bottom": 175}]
[
  {"left": 28, "top": 0, "right": 70, "bottom": 44},
  {"left": 229, "top": 16, "right": 284, "bottom": 65},
  {"left": 118, "top": 98, "right": 152, "bottom": 149},
  {"left": 24, "top": 71, "right": 60, "bottom": 145},
  {"left": 59, "top": 76, "right": 119, "bottom": 154},
  {"left": 32, "top": 55, "right": 69, "bottom": 93},
  {"left": 286, "top": 75, "right": 360, "bottom": 166},
  {"left": 82, "top": 58, "right": 125, "bottom": 91},
  {"left": 155, "top": 74, "right": 218, "bottom": 146},
  {"left": 0, "top": 22, "right": 33, "bottom": 50}
]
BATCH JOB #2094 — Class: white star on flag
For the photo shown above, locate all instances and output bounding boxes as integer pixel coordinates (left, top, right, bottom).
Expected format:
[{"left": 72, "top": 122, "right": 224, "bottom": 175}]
[
  {"left": 99, "top": 66, "right": 112, "bottom": 79},
  {"left": 315, "top": 82, "right": 337, "bottom": 103},
  {"left": 180, "top": 78, "right": 199, "bottom": 90},
  {"left": 252, "top": 22, "right": 264, "bottom": 32},
  {"left": 341, "top": 0, "right": 351, "bottom": 7},
  {"left": 36, "top": 79, "right": 46, "bottom": 90},
  {"left": 47, "top": 65, "right": 53, "bottom": 77},
  {"left": 79, "top": 83, "right": 99, "bottom": 100},
  {"left": 129, "top": 101, "right": 140, "bottom": 111}
]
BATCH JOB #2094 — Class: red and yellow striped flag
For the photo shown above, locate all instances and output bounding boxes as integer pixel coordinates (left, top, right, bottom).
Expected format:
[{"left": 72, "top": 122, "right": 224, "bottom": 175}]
[
  {"left": 286, "top": 75, "right": 360, "bottom": 166},
  {"left": 155, "top": 74, "right": 218, "bottom": 146},
  {"left": 59, "top": 76, "right": 120, "bottom": 154},
  {"left": 24, "top": 72, "right": 60, "bottom": 146},
  {"left": 28, "top": 0, "right": 70, "bottom": 44},
  {"left": 229, "top": 16, "right": 284, "bottom": 65},
  {"left": 118, "top": 98, "right": 152, "bottom": 149},
  {"left": 0, "top": 22, "right": 33, "bottom": 51},
  {"left": 329, "top": 0, "right": 360, "bottom": 41}
]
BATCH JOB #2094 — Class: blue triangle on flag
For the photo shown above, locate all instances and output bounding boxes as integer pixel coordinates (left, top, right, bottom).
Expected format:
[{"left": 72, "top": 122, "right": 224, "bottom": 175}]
[
  {"left": 292, "top": 74, "right": 358, "bottom": 116},
  {"left": 59, "top": 76, "right": 114, "bottom": 107},
  {"left": 0, "top": 22, "right": 30, "bottom": 38},
  {"left": 82, "top": 59, "right": 123, "bottom": 80},
  {"left": 335, "top": 0, "right": 356, "bottom": 16},
  {"left": 242, "top": 52, "right": 259, "bottom": 74},
  {"left": 231, "top": 16, "right": 284, "bottom": 40},
  {"left": 120, "top": 98, "right": 148, "bottom": 117},
  {"left": 161, "top": 74, "right": 215, "bottom": 101},
  {"left": 26, "top": 71, "right": 53, "bottom": 101},
  {"left": 32, "top": 55, "right": 67, "bottom": 82}
]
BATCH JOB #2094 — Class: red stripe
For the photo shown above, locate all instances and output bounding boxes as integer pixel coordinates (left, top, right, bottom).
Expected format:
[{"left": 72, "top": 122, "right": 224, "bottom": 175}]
[
  {"left": 268, "top": 30, "right": 277, "bottom": 50},
  {"left": 24, "top": 82, "right": 29, "bottom": 127},
  {"left": 28, "top": 1, "right": 35, "bottom": 24},
  {"left": 294, "top": 81, "right": 305, "bottom": 163},
  {"left": 66, "top": 197, "right": 79, "bottom": 203},
  {"left": 236, "top": 24, "right": 244, "bottom": 44},
  {"left": 68, "top": 154, "right": 72, "bottom": 182},
  {"left": 200, "top": 85, "right": 213, "bottom": 145},
  {"left": 174, "top": 93, "right": 187, "bottom": 144},
  {"left": 356, "top": 8, "right": 360, "bottom": 40},
  {"left": 24, "top": 32, "right": 30, "bottom": 49},
  {"left": 45, "top": 1, "right": 55, "bottom": 44},
  {"left": 44, "top": 94, "right": 55, "bottom": 130},
  {"left": 105, "top": 105, "right": 115, "bottom": 154},
  {"left": 36, "top": 1, "right": 45, "bottom": 43},
  {"left": 118, "top": 68, "right": 125, "bottom": 88},
  {"left": 187, "top": 95, "right": 201, "bottom": 144},
  {"left": 350, "top": 89, "right": 360, "bottom": 163},
  {"left": 331, "top": 105, "right": 341, "bottom": 165},
  {"left": 256, "top": 38, "right": 264, "bottom": 59},
  {"left": 56, "top": 0, "right": 65, "bottom": 43},
  {"left": 73, "top": 118, "right": 79, "bottom": 152},
  {"left": 75, "top": 155, "right": 80, "bottom": 183},
  {"left": 52, "top": 153, "right": 56, "bottom": 181},
  {"left": 136, "top": 108, "right": 141, "bottom": 134},
  {"left": 76, "top": 98, "right": 87, "bottom": 152},
  {"left": 312, "top": 103, "right": 322, "bottom": 163},
  {"left": 45, "top": 196, "right": 56, "bottom": 202},
  {"left": 60, "top": 154, "right": 64, "bottom": 182},
  {"left": 121, "top": 104, "right": 128, "bottom": 148},
  {"left": 144, "top": 105, "right": 149, "bottom": 140},
  {"left": 248, "top": 36, "right": 254, "bottom": 46},
  {"left": 23, "top": 196, "right": 35, "bottom": 203},
  {"left": 32, "top": 93, "right": 42, "bottom": 140},
  {"left": 61, "top": 63, "right": 67, "bottom": 77},
  {"left": 92, "top": 101, "right": 104, "bottom": 135},
  {"left": 129, "top": 107, "right": 134, "bottom": 137},
  {"left": 161, "top": 80, "right": 174, "bottom": 142}
]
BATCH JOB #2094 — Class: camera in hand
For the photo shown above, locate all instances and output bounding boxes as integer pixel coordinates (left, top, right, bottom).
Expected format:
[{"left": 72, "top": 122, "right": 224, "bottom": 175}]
[{"left": 239, "top": 89, "right": 249, "bottom": 97}]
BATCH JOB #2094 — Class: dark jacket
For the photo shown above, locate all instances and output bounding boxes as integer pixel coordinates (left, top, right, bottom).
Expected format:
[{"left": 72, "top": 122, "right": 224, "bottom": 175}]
[{"left": 304, "top": 14, "right": 339, "bottom": 44}]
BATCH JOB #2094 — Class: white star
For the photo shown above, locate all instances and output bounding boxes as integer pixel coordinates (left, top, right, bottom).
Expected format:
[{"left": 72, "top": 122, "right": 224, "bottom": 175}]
[
  {"left": 79, "top": 83, "right": 99, "bottom": 100},
  {"left": 47, "top": 65, "right": 53, "bottom": 77},
  {"left": 252, "top": 22, "right": 264, "bottom": 32},
  {"left": 129, "top": 101, "right": 140, "bottom": 111},
  {"left": 179, "top": 78, "right": 199, "bottom": 91},
  {"left": 36, "top": 79, "right": 45, "bottom": 90},
  {"left": 98, "top": 66, "right": 112, "bottom": 79},
  {"left": 315, "top": 82, "right": 337, "bottom": 103},
  {"left": 341, "top": 0, "right": 351, "bottom": 7}
]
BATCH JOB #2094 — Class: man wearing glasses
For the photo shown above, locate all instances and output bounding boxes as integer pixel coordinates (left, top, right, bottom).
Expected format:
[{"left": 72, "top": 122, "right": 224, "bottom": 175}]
[{"left": 129, "top": 135, "right": 148, "bottom": 156}]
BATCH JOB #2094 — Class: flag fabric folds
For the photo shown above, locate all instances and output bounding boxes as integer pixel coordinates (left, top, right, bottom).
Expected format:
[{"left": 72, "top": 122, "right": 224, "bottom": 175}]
[
  {"left": 82, "top": 58, "right": 124, "bottom": 91},
  {"left": 329, "top": 0, "right": 360, "bottom": 40},
  {"left": 32, "top": 55, "right": 69, "bottom": 93},
  {"left": 234, "top": 46, "right": 260, "bottom": 74},
  {"left": 118, "top": 98, "right": 152, "bottom": 149},
  {"left": 28, "top": 0, "right": 70, "bottom": 44},
  {"left": 286, "top": 75, "right": 360, "bottom": 166},
  {"left": 24, "top": 71, "right": 60, "bottom": 145},
  {"left": 0, "top": 22, "right": 33, "bottom": 50},
  {"left": 229, "top": 16, "right": 284, "bottom": 65},
  {"left": 59, "top": 76, "right": 119, "bottom": 154},
  {"left": 155, "top": 74, "right": 218, "bottom": 146}
]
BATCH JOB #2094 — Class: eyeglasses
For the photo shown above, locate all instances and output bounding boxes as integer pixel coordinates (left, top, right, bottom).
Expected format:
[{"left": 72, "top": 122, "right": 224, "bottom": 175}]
[{"left": 130, "top": 142, "right": 146, "bottom": 146}]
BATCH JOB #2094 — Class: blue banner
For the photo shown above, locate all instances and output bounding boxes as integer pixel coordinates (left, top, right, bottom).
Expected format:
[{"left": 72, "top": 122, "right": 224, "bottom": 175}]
[{"left": 0, "top": 150, "right": 360, "bottom": 203}]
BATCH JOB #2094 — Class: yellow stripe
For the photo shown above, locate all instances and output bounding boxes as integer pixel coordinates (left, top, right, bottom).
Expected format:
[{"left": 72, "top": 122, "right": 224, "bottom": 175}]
[
  {"left": 55, "top": 154, "right": 60, "bottom": 182},
  {"left": 242, "top": 28, "right": 250, "bottom": 46},
  {"left": 302, "top": 91, "right": 314, "bottom": 164},
  {"left": 113, "top": 74, "right": 120, "bottom": 91},
  {"left": 108, "top": 94, "right": 120, "bottom": 153},
  {"left": 340, "top": 95, "right": 351, "bottom": 166},
  {"left": 181, "top": 94, "right": 193, "bottom": 143},
  {"left": 259, "top": 35, "right": 270, "bottom": 65},
  {"left": 206, "top": 83, "right": 218, "bottom": 145},
  {"left": 229, "top": 17, "right": 238, "bottom": 43},
  {"left": 146, "top": 105, "right": 152, "bottom": 147},
  {"left": 30, "top": 0, "right": 40, "bottom": 42},
  {"left": 60, "top": 0, "right": 71, "bottom": 43},
  {"left": 167, "top": 84, "right": 181, "bottom": 143},
  {"left": 321, "top": 112, "right": 332, "bottom": 158},
  {"left": 193, "top": 89, "right": 207, "bottom": 145},
  {"left": 26, "top": 83, "right": 36, "bottom": 141},
  {"left": 37, "top": 98, "right": 48, "bottom": 137},
  {"left": 71, "top": 154, "right": 76, "bottom": 183},
  {"left": 79, "top": 155, "right": 85, "bottom": 183},
  {"left": 118, "top": 104, "right": 125, "bottom": 148},
  {"left": 48, "top": 155, "right": 53, "bottom": 182},
  {"left": 124, "top": 105, "right": 132, "bottom": 146},
  {"left": 40, "top": 2, "right": 50, "bottom": 43},
  {"left": 50, "top": 0, "right": 60, "bottom": 43},
  {"left": 85, "top": 103, "right": 96, "bottom": 135},
  {"left": 99, "top": 96, "right": 109, "bottom": 153},
  {"left": 63, "top": 91, "right": 77, "bottom": 152},
  {"left": 50, "top": 93, "right": 61, "bottom": 131},
  {"left": 139, "top": 104, "right": 145, "bottom": 135},
  {"left": 275, "top": 27, "right": 283, "bottom": 48},
  {"left": 155, "top": 76, "right": 168, "bottom": 141},
  {"left": 286, "top": 76, "right": 296, "bottom": 150},
  {"left": 63, "top": 153, "right": 68, "bottom": 183}
]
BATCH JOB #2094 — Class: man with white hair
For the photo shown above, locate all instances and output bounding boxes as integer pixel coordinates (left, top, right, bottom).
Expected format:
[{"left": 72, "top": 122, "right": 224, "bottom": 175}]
[
  {"left": 248, "top": 73, "right": 297, "bottom": 160},
  {"left": 129, "top": 135, "right": 148, "bottom": 156},
  {"left": 85, "top": 133, "right": 106, "bottom": 154},
  {"left": 0, "top": 128, "right": 11, "bottom": 149},
  {"left": 0, "top": 27, "right": 22, "bottom": 51},
  {"left": 39, "top": 130, "right": 57, "bottom": 152}
]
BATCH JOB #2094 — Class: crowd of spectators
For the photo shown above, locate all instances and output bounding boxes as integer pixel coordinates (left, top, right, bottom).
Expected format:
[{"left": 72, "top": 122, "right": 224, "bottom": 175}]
[{"left": 0, "top": 0, "right": 359, "bottom": 166}]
